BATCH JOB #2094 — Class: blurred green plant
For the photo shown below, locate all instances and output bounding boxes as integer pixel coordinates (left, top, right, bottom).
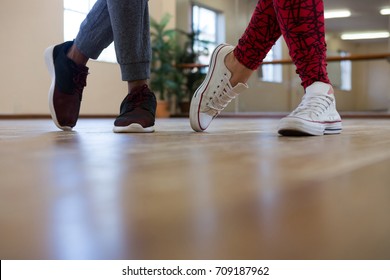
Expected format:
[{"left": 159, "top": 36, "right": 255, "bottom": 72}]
[{"left": 150, "top": 14, "right": 185, "bottom": 101}]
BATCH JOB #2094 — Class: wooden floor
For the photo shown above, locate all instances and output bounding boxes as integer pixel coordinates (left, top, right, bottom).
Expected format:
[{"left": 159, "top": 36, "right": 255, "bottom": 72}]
[{"left": 0, "top": 118, "right": 390, "bottom": 260}]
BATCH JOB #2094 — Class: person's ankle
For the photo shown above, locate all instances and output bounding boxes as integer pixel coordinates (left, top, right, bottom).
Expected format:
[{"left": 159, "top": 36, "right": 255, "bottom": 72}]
[
  {"left": 224, "top": 51, "right": 253, "bottom": 87},
  {"left": 67, "top": 44, "right": 89, "bottom": 66},
  {"left": 128, "top": 80, "right": 148, "bottom": 93}
]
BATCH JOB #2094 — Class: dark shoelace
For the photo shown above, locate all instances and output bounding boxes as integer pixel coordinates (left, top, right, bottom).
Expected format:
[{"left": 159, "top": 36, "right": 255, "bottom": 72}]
[
  {"left": 72, "top": 65, "right": 89, "bottom": 100},
  {"left": 122, "top": 85, "right": 155, "bottom": 113}
]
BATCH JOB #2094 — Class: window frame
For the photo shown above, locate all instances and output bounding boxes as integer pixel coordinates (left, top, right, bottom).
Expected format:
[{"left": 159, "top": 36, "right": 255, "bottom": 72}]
[{"left": 191, "top": 3, "right": 225, "bottom": 66}]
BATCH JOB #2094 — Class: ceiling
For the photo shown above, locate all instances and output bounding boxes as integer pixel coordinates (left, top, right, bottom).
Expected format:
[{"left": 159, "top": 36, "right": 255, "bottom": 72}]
[{"left": 324, "top": 0, "right": 390, "bottom": 34}]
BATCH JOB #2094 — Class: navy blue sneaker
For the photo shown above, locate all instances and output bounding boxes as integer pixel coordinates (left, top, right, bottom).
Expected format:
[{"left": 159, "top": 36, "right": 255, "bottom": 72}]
[
  {"left": 44, "top": 41, "right": 89, "bottom": 130},
  {"left": 113, "top": 85, "right": 157, "bottom": 133}
]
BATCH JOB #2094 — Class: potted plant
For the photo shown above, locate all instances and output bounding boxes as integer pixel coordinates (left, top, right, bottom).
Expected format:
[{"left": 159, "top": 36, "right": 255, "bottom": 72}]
[
  {"left": 150, "top": 14, "right": 185, "bottom": 117},
  {"left": 150, "top": 14, "right": 211, "bottom": 116}
]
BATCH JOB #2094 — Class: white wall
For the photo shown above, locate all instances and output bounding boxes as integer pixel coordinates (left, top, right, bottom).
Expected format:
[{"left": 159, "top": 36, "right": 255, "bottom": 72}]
[{"left": 0, "top": 0, "right": 175, "bottom": 116}]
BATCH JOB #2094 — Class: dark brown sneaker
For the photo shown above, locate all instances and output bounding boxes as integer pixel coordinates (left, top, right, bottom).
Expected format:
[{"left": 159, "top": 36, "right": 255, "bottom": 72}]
[
  {"left": 113, "top": 85, "right": 157, "bottom": 133},
  {"left": 44, "top": 41, "right": 89, "bottom": 130}
]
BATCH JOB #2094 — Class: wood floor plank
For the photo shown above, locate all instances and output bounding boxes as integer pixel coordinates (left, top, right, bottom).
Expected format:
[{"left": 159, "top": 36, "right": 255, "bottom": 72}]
[{"left": 0, "top": 118, "right": 389, "bottom": 259}]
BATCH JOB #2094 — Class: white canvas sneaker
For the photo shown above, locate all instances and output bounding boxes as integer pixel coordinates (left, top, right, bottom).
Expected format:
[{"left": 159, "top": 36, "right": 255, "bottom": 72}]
[
  {"left": 278, "top": 82, "right": 342, "bottom": 136},
  {"left": 190, "top": 44, "right": 248, "bottom": 132}
]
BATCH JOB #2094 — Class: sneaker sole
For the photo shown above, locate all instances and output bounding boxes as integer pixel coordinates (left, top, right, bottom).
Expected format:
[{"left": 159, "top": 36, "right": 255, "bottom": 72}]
[
  {"left": 113, "top": 124, "right": 155, "bottom": 133},
  {"left": 44, "top": 45, "right": 73, "bottom": 131},
  {"left": 278, "top": 118, "right": 342, "bottom": 136},
  {"left": 190, "top": 44, "right": 229, "bottom": 132}
]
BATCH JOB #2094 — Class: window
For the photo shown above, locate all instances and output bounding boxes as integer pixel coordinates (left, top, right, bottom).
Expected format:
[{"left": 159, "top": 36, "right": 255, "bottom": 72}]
[
  {"left": 259, "top": 38, "right": 283, "bottom": 83},
  {"left": 339, "top": 51, "right": 352, "bottom": 91},
  {"left": 64, "top": 0, "right": 116, "bottom": 63},
  {"left": 192, "top": 4, "right": 225, "bottom": 65}
]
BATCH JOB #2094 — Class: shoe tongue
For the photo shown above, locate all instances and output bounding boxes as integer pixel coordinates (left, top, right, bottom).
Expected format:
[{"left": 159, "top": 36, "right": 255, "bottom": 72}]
[{"left": 305, "top": 82, "right": 333, "bottom": 97}]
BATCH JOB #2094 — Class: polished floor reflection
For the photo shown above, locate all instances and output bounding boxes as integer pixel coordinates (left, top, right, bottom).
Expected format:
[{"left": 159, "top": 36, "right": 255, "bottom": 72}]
[{"left": 0, "top": 118, "right": 389, "bottom": 259}]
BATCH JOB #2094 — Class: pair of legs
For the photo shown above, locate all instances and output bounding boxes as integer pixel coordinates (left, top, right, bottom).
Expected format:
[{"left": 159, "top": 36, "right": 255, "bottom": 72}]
[
  {"left": 45, "top": 0, "right": 156, "bottom": 132},
  {"left": 190, "top": 0, "right": 342, "bottom": 136},
  {"left": 229, "top": 0, "right": 329, "bottom": 88},
  {"left": 72, "top": 0, "right": 150, "bottom": 91}
]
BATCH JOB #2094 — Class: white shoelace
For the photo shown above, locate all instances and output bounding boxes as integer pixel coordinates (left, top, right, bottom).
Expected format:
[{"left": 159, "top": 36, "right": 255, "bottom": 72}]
[
  {"left": 292, "top": 94, "right": 333, "bottom": 117},
  {"left": 204, "top": 73, "right": 239, "bottom": 116}
]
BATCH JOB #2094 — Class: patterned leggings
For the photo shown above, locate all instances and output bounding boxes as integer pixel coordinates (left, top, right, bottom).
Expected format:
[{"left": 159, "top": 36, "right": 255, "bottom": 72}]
[{"left": 234, "top": 0, "right": 329, "bottom": 88}]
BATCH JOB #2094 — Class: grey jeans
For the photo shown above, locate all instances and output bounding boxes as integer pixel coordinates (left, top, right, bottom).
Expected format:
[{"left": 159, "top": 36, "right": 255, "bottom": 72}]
[{"left": 75, "top": 0, "right": 151, "bottom": 82}]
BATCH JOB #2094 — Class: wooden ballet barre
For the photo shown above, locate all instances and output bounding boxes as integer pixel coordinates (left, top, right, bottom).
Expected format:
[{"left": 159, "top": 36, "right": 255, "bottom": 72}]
[
  {"left": 262, "top": 53, "right": 390, "bottom": 65},
  {"left": 176, "top": 53, "right": 390, "bottom": 68}
]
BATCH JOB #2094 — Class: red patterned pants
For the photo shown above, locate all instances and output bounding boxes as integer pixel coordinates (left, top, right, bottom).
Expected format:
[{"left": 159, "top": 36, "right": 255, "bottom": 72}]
[{"left": 234, "top": 0, "right": 330, "bottom": 88}]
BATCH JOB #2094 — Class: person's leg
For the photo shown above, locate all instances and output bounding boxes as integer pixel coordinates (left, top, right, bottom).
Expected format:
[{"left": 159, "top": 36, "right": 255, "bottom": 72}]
[
  {"left": 273, "top": 0, "right": 329, "bottom": 88},
  {"left": 46, "top": 0, "right": 155, "bottom": 132},
  {"left": 73, "top": 0, "right": 113, "bottom": 62},
  {"left": 107, "top": 0, "right": 151, "bottom": 83},
  {"left": 274, "top": 0, "right": 341, "bottom": 136},
  {"left": 190, "top": 0, "right": 280, "bottom": 131},
  {"left": 75, "top": 0, "right": 155, "bottom": 120},
  {"left": 106, "top": 0, "right": 155, "bottom": 133},
  {"left": 73, "top": 0, "right": 151, "bottom": 86},
  {"left": 230, "top": 0, "right": 282, "bottom": 84}
]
